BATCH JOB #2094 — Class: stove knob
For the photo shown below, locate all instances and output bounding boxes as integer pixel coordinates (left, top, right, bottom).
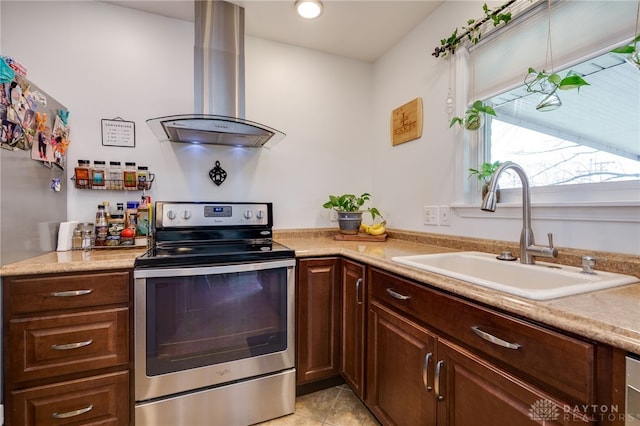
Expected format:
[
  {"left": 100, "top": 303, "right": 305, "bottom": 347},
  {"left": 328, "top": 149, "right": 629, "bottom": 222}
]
[
  {"left": 244, "top": 209, "right": 253, "bottom": 220},
  {"left": 181, "top": 210, "right": 192, "bottom": 220},
  {"left": 167, "top": 210, "right": 177, "bottom": 220},
  {"left": 256, "top": 210, "right": 265, "bottom": 220}
]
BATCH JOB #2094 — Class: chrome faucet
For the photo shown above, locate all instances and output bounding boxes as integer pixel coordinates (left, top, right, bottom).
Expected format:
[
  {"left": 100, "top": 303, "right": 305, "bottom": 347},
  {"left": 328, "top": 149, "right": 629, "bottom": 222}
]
[{"left": 480, "top": 161, "right": 558, "bottom": 264}]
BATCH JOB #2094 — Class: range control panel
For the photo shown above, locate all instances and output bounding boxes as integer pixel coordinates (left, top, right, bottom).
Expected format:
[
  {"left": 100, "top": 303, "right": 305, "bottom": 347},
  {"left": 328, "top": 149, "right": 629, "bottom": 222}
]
[{"left": 155, "top": 202, "right": 271, "bottom": 228}]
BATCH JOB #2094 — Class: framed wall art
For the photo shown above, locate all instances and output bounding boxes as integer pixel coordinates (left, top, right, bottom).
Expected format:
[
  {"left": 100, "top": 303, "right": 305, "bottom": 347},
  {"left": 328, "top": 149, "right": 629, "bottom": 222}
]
[
  {"left": 101, "top": 117, "right": 135, "bottom": 147},
  {"left": 391, "top": 97, "right": 423, "bottom": 146}
]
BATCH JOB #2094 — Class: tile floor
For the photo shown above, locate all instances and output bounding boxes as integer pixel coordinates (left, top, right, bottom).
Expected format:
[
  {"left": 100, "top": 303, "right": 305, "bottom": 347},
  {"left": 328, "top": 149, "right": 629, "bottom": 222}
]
[{"left": 258, "top": 385, "right": 380, "bottom": 426}]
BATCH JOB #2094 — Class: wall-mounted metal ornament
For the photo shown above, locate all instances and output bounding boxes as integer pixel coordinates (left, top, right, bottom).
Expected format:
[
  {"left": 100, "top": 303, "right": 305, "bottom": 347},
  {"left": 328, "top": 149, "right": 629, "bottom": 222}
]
[{"left": 209, "top": 160, "right": 227, "bottom": 186}]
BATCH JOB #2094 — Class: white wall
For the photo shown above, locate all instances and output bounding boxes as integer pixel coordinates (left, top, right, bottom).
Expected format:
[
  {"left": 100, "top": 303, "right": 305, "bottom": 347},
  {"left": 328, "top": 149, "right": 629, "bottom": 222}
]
[
  {"left": 2, "top": 1, "right": 638, "bottom": 255},
  {"left": 1, "top": 1, "right": 373, "bottom": 229},
  {"left": 371, "top": 1, "right": 640, "bottom": 255}
]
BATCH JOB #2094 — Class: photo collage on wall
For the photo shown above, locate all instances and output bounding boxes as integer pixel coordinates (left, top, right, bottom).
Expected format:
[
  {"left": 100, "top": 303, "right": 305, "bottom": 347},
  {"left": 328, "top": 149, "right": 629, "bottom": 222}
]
[{"left": 0, "top": 56, "right": 71, "bottom": 169}]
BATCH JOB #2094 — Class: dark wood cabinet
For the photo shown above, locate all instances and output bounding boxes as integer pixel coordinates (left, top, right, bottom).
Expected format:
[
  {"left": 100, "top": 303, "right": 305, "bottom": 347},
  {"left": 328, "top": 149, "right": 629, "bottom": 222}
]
[
  {"left": 367, "top": 301, "right": 436, "bottom": 425},
  {"left": 3, "top": 270, "right": 132, "bottom": 426},
  {"left": 340, "top": 258, "right": 367, "bottom": 398},
  {"left": 296, "top": 257, "right": 341, "bottom": 385},
  {"left": 435, "top": 338, "right": 595, "bottom": 426},
  {"left": 366, "top": 266, "right": 623, "bottom": 426}
]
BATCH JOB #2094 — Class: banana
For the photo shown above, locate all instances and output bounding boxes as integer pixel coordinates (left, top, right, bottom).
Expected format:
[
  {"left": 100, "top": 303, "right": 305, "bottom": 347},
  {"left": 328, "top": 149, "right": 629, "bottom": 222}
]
[
  {"left": 359, "top": 223, "right": 370, "bottom": 233},
  {"left": 367, "top": 225, "right": 386, "bottom": 236},
  {"left": 369, "top": 221, "right": 386, "bottom": 231}
]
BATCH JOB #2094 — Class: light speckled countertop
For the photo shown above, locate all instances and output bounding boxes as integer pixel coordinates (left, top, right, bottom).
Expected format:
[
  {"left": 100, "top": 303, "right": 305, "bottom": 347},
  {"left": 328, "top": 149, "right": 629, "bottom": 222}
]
[
  {"left": 0, "top": 248, "right": 147, "bottom": 276},
  {"left": 2, "top": 230, "right": 639, "bottom": 354}
]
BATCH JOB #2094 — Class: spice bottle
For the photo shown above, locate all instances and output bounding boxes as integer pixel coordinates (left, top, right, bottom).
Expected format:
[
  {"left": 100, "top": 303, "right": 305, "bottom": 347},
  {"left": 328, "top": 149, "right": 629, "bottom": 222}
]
[
  {"left": 95, "top": 204, "right": 108, "bottom": 246},
  {"left": 108, "top": 161, "right": 123, "bottom": 190},
  {"left": 125, "top": 201, "right": 139, "bottom": 232},
  {"left": 102, "top": 201, "right": 111, "bottom": 221},
  {"left": 72, "top": 228, "right": 82, "bottom": 250},
  {"left": 91, "top": 160, "right": 106, "bottom": 189},
  {"left": 137, "top": 166, "right": 150, "bottom": 190},
  {"left": 108, "top": 205, "right": 125, "bottom": 241},
  {"left": 137, "top": 195, "right": 150, "bottom": 236},
  {"left": 123, "top": 162, "right": 137, "bottom": 189},
  {"left": 74, "top": 160, "right": 91, "bottom": 189}
]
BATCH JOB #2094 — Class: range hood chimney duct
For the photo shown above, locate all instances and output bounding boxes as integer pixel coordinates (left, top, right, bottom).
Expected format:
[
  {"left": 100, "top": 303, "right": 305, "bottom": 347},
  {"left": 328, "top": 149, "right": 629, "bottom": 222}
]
[
  {"left": 146, "top": 0, "right": 285, "bottom": 148},
  {"left": 194, "top": 0, "right": 244, "bottom": 118}
]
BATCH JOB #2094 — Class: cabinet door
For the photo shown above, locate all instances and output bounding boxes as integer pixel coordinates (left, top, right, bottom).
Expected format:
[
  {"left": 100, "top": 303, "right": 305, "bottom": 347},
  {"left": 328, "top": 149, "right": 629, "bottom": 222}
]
[
  {"left": 341, "top": 259, "right": 366, "bottom": 398},
  {"left": 367, "top": 301, "right": 436, "bottom": 426},
  {"left": 436, "top": 338, "right": 594, "bottom": 426},
  {"left": 296, "top": 258, "right": 341, "bottom": 384}
]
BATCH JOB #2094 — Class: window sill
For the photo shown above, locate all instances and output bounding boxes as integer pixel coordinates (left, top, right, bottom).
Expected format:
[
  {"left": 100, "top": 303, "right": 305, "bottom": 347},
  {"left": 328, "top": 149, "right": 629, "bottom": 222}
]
[{"left": 452, "top": 201, "right": 640, "bottom": 223}]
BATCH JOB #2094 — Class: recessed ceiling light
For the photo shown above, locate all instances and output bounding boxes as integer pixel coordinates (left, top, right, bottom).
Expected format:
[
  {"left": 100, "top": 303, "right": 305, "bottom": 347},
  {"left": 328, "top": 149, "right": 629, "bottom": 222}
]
[{"left": 295, "top": 0, "right": 323, "bottom": 20}]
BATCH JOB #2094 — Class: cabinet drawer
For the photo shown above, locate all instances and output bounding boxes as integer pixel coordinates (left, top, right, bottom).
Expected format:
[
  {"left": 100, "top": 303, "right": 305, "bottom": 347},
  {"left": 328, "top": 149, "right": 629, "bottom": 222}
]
[
  {"left": 370, "top": 268, "right": 595, "bottom": 404},
  {"left": 5, "top": 271, "right": 130, "bottom": 315},
  {"left": 9, "top": 371, "right": 129, "bottom": 426},
  {"left": 8, "top": 308, "right": 129, "bottom": 383}
]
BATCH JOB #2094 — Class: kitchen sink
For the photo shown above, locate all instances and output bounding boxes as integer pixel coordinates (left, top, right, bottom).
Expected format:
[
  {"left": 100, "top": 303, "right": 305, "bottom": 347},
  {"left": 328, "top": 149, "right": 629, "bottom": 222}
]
[{"left": 391, "top": 251, "right": 638, "bottom": 300}]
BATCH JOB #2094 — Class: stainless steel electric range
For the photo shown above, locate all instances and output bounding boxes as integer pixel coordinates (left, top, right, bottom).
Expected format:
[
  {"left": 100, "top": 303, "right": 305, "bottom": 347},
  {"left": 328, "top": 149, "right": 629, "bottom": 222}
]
[{"left": 134, "top": 201, "right": 296, "bottom": 425}]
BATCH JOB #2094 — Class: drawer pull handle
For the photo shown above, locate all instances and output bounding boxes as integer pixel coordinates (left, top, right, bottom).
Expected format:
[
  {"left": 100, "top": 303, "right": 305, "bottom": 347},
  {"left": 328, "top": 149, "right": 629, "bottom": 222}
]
[
  {"left": 434, "top": 360, "right": 444, "bottom": 401},
  {"left": 471, "top": 326, "right": 521, "bottom": 350},
  {"left": 51, "top": 339, "right": 93, "bottom": 351},
  {"left": 386, "top": 288, "right": 411, "bottom": 300},
  {"left": 356, "top": 278, "right": 363, "bottom": 305},
  {"left": 50, "top": 289, "right": 93, "bottom": 297},
  {"left": 423, "top": 352, "right": 433, "bottom": 392},
  {"left": 52, "top": 404, "right": 94, "bottom": 419}
]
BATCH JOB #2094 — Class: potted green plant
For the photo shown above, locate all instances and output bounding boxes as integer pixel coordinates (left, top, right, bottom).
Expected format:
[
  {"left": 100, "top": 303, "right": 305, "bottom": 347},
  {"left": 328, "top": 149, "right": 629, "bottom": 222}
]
[
  {"left": 322, "top": 193, "right": 383, "bottom": 234},
  {"left": 450, "top": 100, "right": 497, "bottom": 130},
  {"left": 611, "top": 33, "right": 640, "bottom": 69},
  {"left": 524, "top": 67, "right": 590, "bottom": 111},
  {"left": 468, "top": 161, "right": 502, "bottom": 201}
]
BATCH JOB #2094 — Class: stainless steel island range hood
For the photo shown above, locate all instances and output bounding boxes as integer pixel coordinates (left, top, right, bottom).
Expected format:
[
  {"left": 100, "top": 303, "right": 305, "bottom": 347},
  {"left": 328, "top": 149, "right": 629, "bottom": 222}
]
[{"left": 146, "top": 1, "right": 285, "bottom": 148}]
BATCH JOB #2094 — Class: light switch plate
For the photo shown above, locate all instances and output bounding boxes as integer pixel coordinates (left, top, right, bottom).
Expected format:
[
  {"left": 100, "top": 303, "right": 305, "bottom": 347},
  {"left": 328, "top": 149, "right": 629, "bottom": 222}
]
[
  {"left": 423, "top": 206, "right": 439, "bottom": 225},
  {"left": 439, "top": 205, "right": 451, "bottom": 226}
]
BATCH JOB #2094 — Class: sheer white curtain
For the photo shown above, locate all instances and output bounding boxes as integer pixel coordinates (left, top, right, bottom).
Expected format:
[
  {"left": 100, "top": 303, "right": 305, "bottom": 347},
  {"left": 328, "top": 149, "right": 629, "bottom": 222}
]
[{"left": 470, "top": 0, "right": 638, "bottom": 101}]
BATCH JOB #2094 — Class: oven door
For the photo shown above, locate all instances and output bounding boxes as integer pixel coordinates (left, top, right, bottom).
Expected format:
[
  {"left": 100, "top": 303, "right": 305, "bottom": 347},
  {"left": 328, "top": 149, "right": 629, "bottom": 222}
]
[{"left": 134, "top": 259, "right": 295, "bottom": 401}]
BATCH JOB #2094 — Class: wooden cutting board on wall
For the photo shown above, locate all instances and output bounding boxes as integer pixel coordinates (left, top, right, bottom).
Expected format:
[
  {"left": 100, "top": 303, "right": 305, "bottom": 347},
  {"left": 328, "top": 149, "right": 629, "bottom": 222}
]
[{"left": 391, "top": 97, "right": 423, "bottom": 146}]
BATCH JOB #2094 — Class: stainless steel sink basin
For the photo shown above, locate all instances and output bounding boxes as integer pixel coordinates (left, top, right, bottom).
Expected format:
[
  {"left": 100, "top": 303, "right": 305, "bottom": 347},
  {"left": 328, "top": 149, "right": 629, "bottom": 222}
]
[{"left": 391, "top": 251, "right": 638, "bottom": 300}]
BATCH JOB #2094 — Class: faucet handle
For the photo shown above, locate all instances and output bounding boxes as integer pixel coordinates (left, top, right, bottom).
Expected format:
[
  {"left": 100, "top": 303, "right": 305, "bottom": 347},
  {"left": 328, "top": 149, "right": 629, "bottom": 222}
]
[
  {"left": 547, "top": 233, "right": 554, "bottom": 248},
  {"left": 581, "top": 255, "right": 606, "bottom": 274},
  {"left": 547, "top": 233, "right": 558, "bottom": 257}
]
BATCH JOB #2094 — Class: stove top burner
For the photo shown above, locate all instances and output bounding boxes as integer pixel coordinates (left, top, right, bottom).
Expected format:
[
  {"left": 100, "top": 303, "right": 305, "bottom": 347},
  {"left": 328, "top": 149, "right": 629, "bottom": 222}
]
[
  {"left": 135, "top": 201, "right": 294, "bottom": 269},
  {"left": 135, "top": 241, "right": 295, "bottom": 269}
]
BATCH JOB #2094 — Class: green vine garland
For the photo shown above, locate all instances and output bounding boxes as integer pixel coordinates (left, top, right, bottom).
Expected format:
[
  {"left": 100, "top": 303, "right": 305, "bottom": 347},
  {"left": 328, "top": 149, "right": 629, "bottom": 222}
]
[{"left": 433, "top": 1, "right": 515, "bottom": 58}]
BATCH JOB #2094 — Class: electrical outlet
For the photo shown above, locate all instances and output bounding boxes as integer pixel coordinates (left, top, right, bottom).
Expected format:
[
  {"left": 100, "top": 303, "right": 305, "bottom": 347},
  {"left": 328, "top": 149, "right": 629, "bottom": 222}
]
[
  {"left": 423, "top": 206, "right": 439, "bottom": 225},
  {"left": 330, "top": 210, "right": 338, "bottom": 222},
  {"left": 439, "top": 205, "right": 451, "bottom": 226}
]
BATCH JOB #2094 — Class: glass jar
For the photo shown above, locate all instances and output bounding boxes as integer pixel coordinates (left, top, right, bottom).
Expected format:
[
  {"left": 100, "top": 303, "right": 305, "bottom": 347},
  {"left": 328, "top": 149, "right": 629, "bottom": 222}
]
[
  {"left": 91, "top": 160, "right": 106, "bottom": 189},
  {"left": 108, "top": 161, "right": 123, "bottom": 190},
  {"left": 74, "top": 160, "right": 91, "bottom": 189},
  {"left": 137, "top": 166, "right": 150, "bottom": 190},
  {"left": 126, "top": 201, "right": 138, "bottom": 232},
  {"left": 95, "top": 204, "right": 108, "bottom": 246},
  {"left": 108, "top": 208, "right": 125, "bottom": 238},
  {"left": 123, "top": 162, "right": 137, "bottom": 189},
  {"left": 72, "top": 228, "right": 82, "bottom": 250}
]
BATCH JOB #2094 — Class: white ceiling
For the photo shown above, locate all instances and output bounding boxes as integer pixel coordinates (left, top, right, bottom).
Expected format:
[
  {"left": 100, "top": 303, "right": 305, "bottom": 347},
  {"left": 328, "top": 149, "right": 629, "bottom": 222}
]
[{"left": 101, "top": 0, "right": 443, "bottom": 62}]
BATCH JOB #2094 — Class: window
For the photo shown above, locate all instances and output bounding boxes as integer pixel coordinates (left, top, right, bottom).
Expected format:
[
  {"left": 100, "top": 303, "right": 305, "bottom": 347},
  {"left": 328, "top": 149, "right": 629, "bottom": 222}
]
[
  {"left": 459, "top": 0, "right": 640, "bottom": 207},
  {"left": 485, "top": 51, "right": 640, "bottom": 189}
]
